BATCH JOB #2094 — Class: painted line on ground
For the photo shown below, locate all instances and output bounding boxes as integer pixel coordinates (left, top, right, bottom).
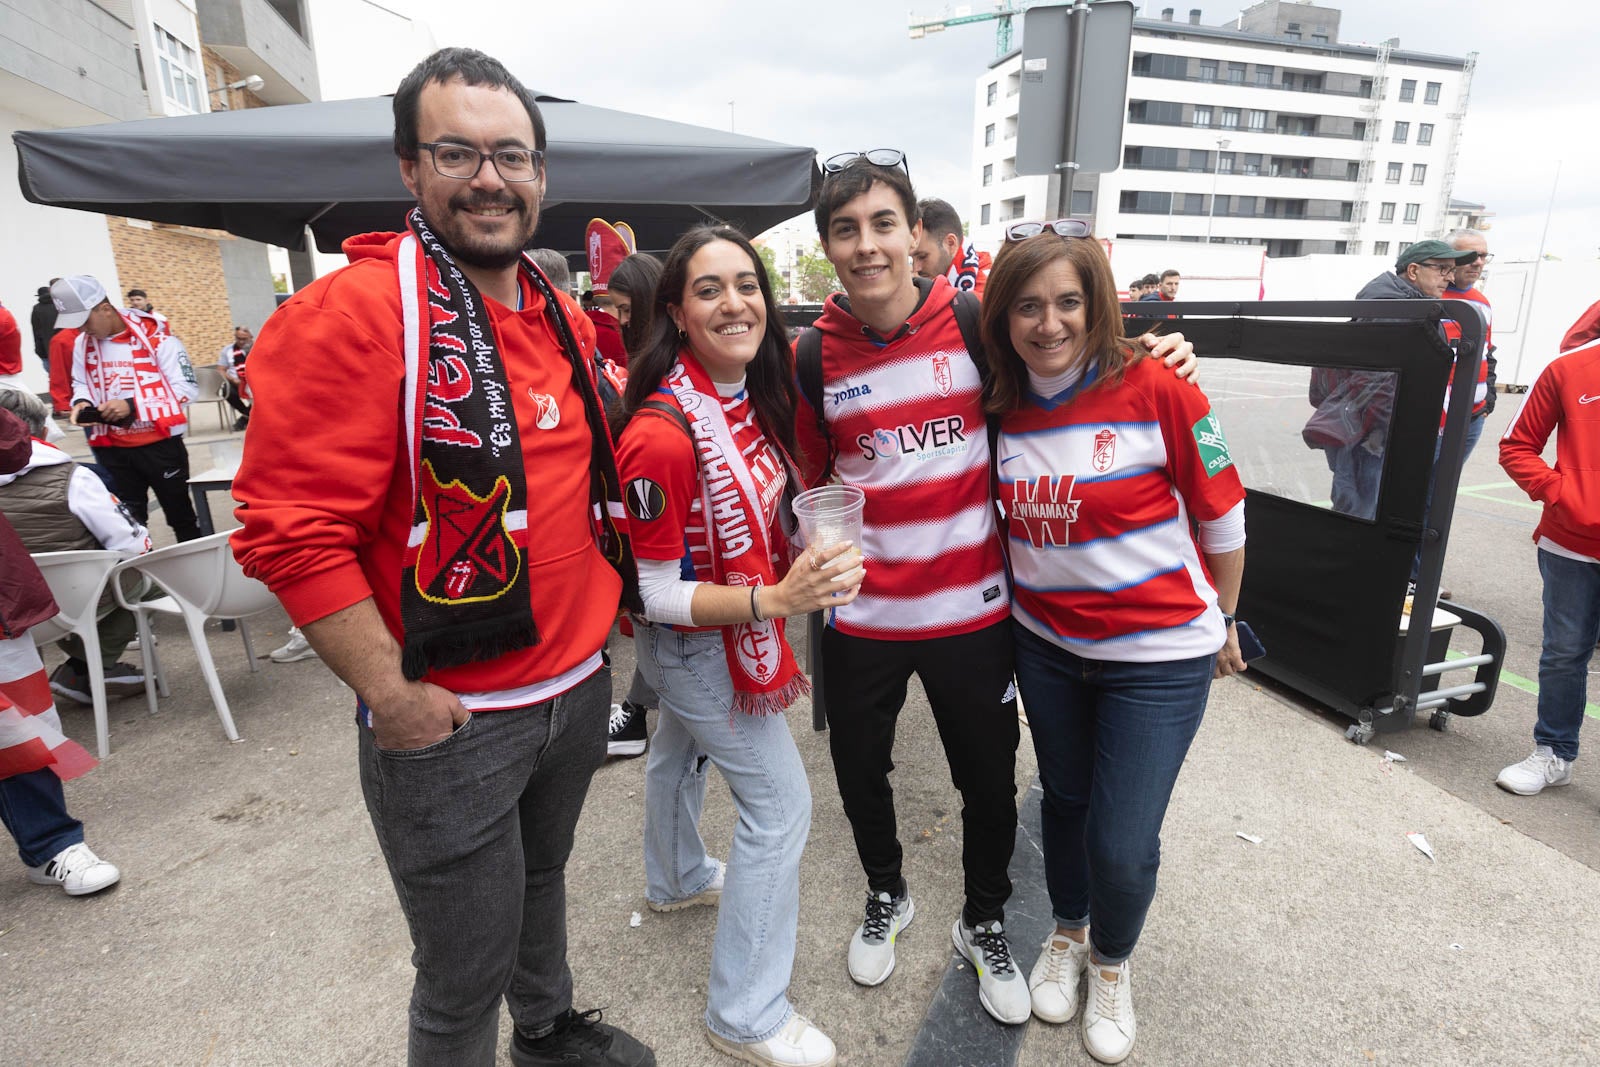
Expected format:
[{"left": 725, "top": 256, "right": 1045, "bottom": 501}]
[{"left": 1447, "top": 649, "right": 1600, "bottom": 720}]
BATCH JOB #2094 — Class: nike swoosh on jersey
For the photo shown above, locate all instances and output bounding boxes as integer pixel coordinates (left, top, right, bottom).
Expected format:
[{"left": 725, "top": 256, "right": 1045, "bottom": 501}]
[{"left": 1580, "top": 394, "right": 1600, "bottom": 405}]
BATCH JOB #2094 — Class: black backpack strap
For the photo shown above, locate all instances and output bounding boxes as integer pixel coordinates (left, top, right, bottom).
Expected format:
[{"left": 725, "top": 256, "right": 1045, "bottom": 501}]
[
  {"left": 949, "top": 289, "right": 1003, "bottom": 467},
  {"left": 794, "top": 326, "right": 836, "bottom": 479},
  {"left": 637, "top": 397, "right": 692, "bottom": 441}
]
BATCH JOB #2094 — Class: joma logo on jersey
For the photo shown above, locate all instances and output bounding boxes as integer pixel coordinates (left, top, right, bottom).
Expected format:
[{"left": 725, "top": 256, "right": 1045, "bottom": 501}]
[
  {"left": 831, "top": 382, "right": 872, "bottom": 407},
  {"left": 1010, "top": 475, "right": 1081, "bottom": 549},
  {"left": 856, "top": 416, "right": 968, "bottom": 461}
]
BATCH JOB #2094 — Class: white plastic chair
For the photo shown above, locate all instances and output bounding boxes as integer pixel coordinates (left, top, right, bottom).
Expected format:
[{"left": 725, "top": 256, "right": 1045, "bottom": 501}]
[
  {"left": 28, "top": 549, "right": 123, "bottom": 759},
  {"left": 111, "top": 530, "right": 281, "bottom": 744},
  {"left": 192, "top": 365, "right": 233, "bottom": 431}
]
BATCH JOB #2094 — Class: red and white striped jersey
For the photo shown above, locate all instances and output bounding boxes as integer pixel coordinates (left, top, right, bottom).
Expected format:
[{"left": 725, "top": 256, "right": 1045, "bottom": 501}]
[
  {"left": 998, "top": 358, "right": 1245, "bottom": 662},
  {"left": 1442, "top": 285, "right": 1492, "bottom": 426},
  {"left": 795, "top": 277, "right": 1009, "bottom": 641}
]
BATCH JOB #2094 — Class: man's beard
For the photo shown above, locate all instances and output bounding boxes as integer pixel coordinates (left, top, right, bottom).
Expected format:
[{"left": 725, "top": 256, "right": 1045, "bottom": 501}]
[{"left": 428, "top": 192, "right": 539, "bottom": 270}]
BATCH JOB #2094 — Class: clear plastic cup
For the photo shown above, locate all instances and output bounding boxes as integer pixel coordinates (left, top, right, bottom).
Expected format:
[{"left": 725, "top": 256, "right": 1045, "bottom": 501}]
[{"left": 792, "top": 485, "right": 865, "bottom": 556}]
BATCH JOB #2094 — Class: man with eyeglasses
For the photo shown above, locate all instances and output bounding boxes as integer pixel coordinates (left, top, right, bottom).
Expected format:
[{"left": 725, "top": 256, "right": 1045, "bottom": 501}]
[
  {"left": 1444, "top": 229, "right": 1497, "bottom": 460},
  {"left": 231, "top": 48, "right": 650, "bottom": 1067},
  {"left": 794, "top": 155, "right": 1197, "bottom": 1028}
]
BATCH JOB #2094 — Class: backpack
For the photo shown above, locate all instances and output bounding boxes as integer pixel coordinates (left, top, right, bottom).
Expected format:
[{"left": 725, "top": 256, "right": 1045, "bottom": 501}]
[{"left": 793, "top": 289, "right": 994, "bottom": 479}]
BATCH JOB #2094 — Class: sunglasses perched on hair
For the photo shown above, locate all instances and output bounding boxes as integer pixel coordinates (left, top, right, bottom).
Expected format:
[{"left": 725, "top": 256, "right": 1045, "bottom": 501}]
[
  {"left": 1004, "top": 218, "right": 1093, "bottom": 241},
  {"left": 823, "top": 149, "right": 910, "bottom": 176}
]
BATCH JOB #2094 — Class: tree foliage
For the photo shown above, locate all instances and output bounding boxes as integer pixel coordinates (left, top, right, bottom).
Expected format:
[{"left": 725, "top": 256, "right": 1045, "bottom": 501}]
[{"left": 794, "top": 247, "right": 842, "bottom": 303}]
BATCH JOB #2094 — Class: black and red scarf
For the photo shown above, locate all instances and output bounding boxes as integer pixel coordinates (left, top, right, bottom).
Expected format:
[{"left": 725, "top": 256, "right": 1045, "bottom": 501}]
[{"left": 396, "top": 207, "right": 639, "bottom": 680}]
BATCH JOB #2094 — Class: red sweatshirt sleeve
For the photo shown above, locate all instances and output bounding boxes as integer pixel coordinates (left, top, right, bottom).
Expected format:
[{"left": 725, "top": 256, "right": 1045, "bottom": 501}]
[
  {"left": 1499, "top": 360, "right": 1562, "bottom": 506},
  {"left": 231, "top": 284, "right": 405, "bottom": 626}
]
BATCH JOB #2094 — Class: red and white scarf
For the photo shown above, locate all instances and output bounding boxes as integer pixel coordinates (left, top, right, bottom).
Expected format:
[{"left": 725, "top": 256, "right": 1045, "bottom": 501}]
[
  {"left": 0, "top": 636, "right": 95, "bottom": 782},
  {"left": 663, "top": 353, "right": 809, "bottom": 715},
  {"left": 81, "top": 316, "right": 186, "bottom": 442}
]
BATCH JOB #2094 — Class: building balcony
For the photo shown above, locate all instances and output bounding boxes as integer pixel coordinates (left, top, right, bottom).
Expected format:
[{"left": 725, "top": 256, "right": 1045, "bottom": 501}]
[
  {"left": 0, "top": 0, "right": 147, "bottom": 124},
  {"left": 198, "top": 0, "right": 318, "bottom": 104},
  {"left": 1128, "top": 116, "right": 1363, "bottom": 141},
  {"left": 1132, "top": 68, "right": 1370, "bottom": 99},
  {"left": 1122, "top": 162, "right": 1356, "bottom": 182}
]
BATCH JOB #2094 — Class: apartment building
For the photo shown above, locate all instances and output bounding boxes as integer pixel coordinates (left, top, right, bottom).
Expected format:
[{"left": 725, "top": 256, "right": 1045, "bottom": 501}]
[
  {"left": 1, "top": 0, "right": 316, "bottom": 387},
  {"left": 970, "top": 2, "right": 1475, "bottom": 259}
]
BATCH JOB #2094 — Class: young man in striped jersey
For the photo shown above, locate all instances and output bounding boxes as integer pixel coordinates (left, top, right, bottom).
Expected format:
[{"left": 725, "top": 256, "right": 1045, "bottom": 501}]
[{"left": 794, "top": 153, "right": 1197, "bottom": 1025}]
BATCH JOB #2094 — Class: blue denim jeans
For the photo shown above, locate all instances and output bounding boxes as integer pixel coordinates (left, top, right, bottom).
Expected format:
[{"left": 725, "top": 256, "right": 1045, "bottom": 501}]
[
  {"left": 0, "top": 768, "right": 84, "bottom": 868},
  {"left": 1013, "top": 622, "right": 1213, "bottom": 965},
  {"left": 633, "top": 623, "right": 811, "bottom": 1045},
  {"left": 357, "top": 668, "right": 609, "bottom": 1065},
  {"left": 1324, "top": 441, "right": 1383, "bottom": 521},
  {"left": 1534, "top": 548, "right": 1600, "bottom": 761}
]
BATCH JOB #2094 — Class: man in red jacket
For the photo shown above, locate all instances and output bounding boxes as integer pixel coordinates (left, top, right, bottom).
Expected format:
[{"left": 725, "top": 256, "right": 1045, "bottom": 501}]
[
  {"left": 1495, "top": 300, "right": 1600, "bottom": 796},
  {"left": 230, "top": 48, "right": 649, "bottom": 1067}
]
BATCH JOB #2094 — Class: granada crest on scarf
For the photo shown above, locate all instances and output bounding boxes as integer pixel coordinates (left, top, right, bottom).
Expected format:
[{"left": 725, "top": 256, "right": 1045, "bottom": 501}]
[
  {"left": 662, "top": 354, "right": 809, "bottom": 715},
  {"left": 395, "top": 207, "right": 640, "bottom": 680}
]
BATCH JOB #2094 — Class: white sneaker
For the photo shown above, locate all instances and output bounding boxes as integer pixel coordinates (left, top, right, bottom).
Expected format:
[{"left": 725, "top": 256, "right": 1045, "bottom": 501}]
[
  {"left": 847, "top": 888, "right": 915, "bottom": 986},
  {"left": 706, "top": 1013, "right": 837, "bottom": 1067},
  {"left": 1496, "top": 745, "right": 1573, "bottom": 795},
  {"left": 1029, "top": 930, "right": 1091, "bottom": 1023},
  {"left": 647, "top": 858, "right": 724, "bottom": 913},
  {"left": 269, "top": 628, "right": 318, "bottom": 663},
  {"left": 1082, "top": 959, "right": 1137, "bottom": 1064},
  {"left": 952, "top": 918, "right": 1031, "bottom": 1025},
  {"left": 27, "top": 842, "right": 121, "bottom": 896}
]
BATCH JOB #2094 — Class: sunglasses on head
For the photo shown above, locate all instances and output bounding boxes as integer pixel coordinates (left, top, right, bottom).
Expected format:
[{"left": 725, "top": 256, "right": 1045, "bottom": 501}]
[
  {"left": 823, "top": 149, "right": 910, "bottom": 176},
  {"left": 1004, "top": 218, "right": 1093, "bottom": 242}
]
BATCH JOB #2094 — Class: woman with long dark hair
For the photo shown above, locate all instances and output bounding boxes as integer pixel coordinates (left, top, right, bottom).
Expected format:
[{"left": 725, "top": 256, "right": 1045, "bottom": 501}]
[
  {"left": 982, "top": 225, "right": 1247, "bottom": 1064},
  {"left": 616, "top": 225, "right": 863, "bottom": 1067}
]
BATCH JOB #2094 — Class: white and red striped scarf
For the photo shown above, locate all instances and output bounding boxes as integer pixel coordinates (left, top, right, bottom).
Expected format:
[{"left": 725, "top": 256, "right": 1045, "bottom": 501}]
[
  {"left": 663, "top": 353, "right": 808, "bottom": 715},
  {"left": 81, "top": 316, "right": 186, "bottom": 443},
  {"left": 0, "top": 635, "right": 95, "bottom": 781}
]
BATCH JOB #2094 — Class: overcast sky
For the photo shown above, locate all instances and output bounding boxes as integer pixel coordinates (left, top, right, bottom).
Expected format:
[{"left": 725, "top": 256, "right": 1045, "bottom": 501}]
[{"left": 322, "top": 0, "right": 1598, "bottom": 261}]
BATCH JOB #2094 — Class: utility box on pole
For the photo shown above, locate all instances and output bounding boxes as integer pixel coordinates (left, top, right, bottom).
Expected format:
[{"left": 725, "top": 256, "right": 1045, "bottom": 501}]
[{"left": 1016, "top": 0, "right": 1135, "bottom": 203}]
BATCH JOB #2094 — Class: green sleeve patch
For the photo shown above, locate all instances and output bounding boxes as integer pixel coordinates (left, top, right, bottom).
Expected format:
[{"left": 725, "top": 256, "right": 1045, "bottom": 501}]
[{"left": 1191, "top": 412, "right": 1234, "bottom": 477}]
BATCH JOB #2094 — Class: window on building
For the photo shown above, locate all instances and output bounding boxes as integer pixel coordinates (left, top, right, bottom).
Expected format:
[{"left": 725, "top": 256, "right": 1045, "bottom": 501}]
[
  {"left": 156, "top": 25, "right": 203, "bottom": 114},
  {"left": 1255, "top": 65, "right": 1274, "bottom": 86},
  {"left": 1218, "top": 152, "right": 1236, "bottom": 173},
  {"left": 1312, "top": 33, "right": 1329, "bottom": 43},
  {"left": 1399, "top": 240, "right": 1414, "bottom": 254},
  {"left": 1071, "top": 190, "right": 1094, "bottom": 215},
  {"left": 984, "top": 123, "right": 995, "bottom": 147},
  {"left": 1119, "top": 190, "right": 1173, "bottom": 214},
  {"left": 986, "top": 82, "right": 997, "bottom": 106},
  {"left": 1386, "top": 162, "right": 1402, "bottom": 183},
  {"left": 982, "top": 164, "right": 993, "bottom": 187},
  {"left": 1243, "top": 154, "right": 1262, "bottom": 175},
  {"left": 1200, "top": 60, "right": 1218, "bottom": 82},
  {"left": 1425, "top": 81, "right": 1442, "bottom": 104},
  {"left": 1136, "top": 101, "right": 1183, "bottom": 125},
  {"left": 1418, "top": 123, "right": 1434, "bottom": 146},
  {"left": 1248, "top": 110, "right": 1267, "bottom": 130},
  {"left": 1193, "top": 105, "right": 1212, "bottom": 128},
  {"left": 1404, "top": 203, "right": 1420, "bottom": 223},
  {"left": 1399, "top": 79, "right": 1416, "bottom": 102},
  {"left": 1379, "top": 202, "right": 1396, "bottom": 222},
  {"left": 1392, "top": 121, "right": 1409, "bottom": 143},
  {"left": 1285, "top": 29, "right": 1301, "bottom": 40},
  {"left": 980, "top": 203, "right": 991, "bottom": 226},
  {"left": 1374, "top": 241, "right": 1391, "bottom": 255},
  {"left": 1234, "top": 196, "right": 1257, "bottom": 216},
  {"left": 1221, "top": 107, "right": 1240, "bottom": 129},
  {"left": 1227, "top": 62, "right": 1246, "bottom": 83},
  {"left": 1411, "top": 163, "right": 1427, "bottom": 184},
  {"left": 1184, "top": 193, "right": 1206, "bottom": 214}
]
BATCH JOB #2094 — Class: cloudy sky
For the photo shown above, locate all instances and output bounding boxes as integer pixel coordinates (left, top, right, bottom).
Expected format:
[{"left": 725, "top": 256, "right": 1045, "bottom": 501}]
[{"left": 321, "top": 0, "right": 1598, "bottom": 261}]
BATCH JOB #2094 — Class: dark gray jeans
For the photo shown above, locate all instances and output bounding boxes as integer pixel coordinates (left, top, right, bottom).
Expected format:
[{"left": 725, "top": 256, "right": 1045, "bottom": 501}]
[{"left": 358, "top": 668, "right": 609, "bottom": 1065}]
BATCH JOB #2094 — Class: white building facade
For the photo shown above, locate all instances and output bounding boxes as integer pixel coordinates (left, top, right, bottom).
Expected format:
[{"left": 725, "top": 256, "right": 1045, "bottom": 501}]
[{"left": 970, "top": 4, "right": 1474, "bottom": 260}]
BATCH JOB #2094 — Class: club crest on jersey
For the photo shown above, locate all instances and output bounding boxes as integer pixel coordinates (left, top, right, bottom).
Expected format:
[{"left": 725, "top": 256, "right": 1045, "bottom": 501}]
[
  {"left": 528, "top": 390, "right": 560, "bottom": 430},
  {"left": 933, "top": 354, "right": 953, "bottom": 397},
  {"left": 1009, "top": 474, "right": 1081, "bottom": 549},
  {"left": 415, "top": 460, "right": 520, "bottom": 605},
  {"left": 1092, "top": 428, "right": 1117, "bottom": 473}
]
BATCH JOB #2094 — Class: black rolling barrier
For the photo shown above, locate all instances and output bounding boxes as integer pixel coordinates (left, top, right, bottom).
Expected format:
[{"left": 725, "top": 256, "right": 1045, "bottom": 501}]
[{"left": 1123, "top": 299, "right": 1501, "bottom": 740}]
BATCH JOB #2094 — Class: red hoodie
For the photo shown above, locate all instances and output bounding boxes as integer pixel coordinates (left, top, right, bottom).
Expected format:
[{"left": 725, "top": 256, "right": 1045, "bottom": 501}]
[
  {"left": 231, "top": 231, "right": 621, "bottom": 704},
  {"left": 1500, "top": 300, "right": 1600, "bottom": 557}
]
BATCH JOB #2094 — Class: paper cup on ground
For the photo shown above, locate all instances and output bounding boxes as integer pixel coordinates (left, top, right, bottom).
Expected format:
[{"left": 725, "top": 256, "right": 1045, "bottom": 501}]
[{"left": 792, "top": 485, "right": 865, "bottom": 556}]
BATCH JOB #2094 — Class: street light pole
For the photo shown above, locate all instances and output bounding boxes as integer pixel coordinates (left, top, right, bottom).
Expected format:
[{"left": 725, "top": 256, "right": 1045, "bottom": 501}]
[{"left": 1207, "top": 137, "right": 1230, "bottom": 242}]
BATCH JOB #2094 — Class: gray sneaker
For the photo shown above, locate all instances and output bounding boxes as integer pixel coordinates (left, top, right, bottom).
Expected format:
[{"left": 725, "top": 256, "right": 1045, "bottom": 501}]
[
  {"left": 1496, "top": 745, "right": 1573, "bottom": 795},
  {"left": 847, "top": 888, "right": 915, "bottom": 986},
  {"left": 953, "top": 918, "right": 1031, "bottom": 1025},
  {"left": 269, "top": 628, "right": 318, "bottom": 663}
]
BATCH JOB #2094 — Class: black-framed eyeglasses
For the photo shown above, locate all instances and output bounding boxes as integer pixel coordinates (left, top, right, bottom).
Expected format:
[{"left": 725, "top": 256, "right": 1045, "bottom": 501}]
[
  {"left": 823, "top": 149, "right": 910, "bottom": 176},
  {"left": 1005, "top": 218, "right": 1093, "bottom": 242},
  {"left": 1418, "top": 260, "right": 1458, "bottom": 275},
  {"left": 417, "top": 142, "right": 544, "bottom": 182}
]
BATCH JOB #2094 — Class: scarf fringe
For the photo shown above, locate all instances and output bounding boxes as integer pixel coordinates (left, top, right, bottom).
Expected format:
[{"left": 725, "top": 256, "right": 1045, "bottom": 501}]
[
  {"left": 732, "top": 672, "right": 812, "bottom": 717},
  {"left": 400, "top": 620, "right": 540, "bottom": 682}
]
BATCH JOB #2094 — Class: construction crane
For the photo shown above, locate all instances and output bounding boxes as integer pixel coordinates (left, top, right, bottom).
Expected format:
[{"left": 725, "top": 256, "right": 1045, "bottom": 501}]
[{"left": 908, "top": 1, "right": 1049, "bottom": 58}]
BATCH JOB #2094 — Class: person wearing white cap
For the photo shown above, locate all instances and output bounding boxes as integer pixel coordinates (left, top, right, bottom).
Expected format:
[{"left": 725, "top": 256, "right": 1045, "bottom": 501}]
[{"left": 52, "top": 275, "right": 201, "bottom": 541}]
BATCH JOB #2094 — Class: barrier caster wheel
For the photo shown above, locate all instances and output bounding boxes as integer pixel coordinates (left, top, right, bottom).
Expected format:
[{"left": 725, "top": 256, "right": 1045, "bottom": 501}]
[
  {"left": 1429, "top": 709, "right": 1450, "bottom": 732},
  {"left": 1345, "top": 722, "right": 1375, "bottom": 746}
]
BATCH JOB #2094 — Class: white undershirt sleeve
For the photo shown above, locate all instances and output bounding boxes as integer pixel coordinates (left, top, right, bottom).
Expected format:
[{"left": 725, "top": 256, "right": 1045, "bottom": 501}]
[
  {"left": 637, "top": 557, "right": 703, "bottom": 626},
  {"left": 1196, "top": 499, "right": 1247, "bottom": 554}
]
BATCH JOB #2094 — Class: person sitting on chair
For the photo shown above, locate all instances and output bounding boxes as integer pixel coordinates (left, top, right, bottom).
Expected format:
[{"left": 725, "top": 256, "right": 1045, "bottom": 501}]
[{"left": 217, "top": 326, "right": 253, "bottom": 432}]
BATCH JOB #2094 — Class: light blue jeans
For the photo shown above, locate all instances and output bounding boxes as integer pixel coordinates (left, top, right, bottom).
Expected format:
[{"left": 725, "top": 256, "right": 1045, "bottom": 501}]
[{"left": 632, "top": 622, "right": 812, "bottom": 1045}]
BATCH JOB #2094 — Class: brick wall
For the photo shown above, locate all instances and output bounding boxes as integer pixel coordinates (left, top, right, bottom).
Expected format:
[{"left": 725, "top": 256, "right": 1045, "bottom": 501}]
[{"left": 105, "top": 217, "right": 235, "bottom": 365}]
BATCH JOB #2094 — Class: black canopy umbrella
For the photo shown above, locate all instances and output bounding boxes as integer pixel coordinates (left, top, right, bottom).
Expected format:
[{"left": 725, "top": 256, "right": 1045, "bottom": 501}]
[{"left": 13, "top": 93, "right": 819, "bottom": 254}]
